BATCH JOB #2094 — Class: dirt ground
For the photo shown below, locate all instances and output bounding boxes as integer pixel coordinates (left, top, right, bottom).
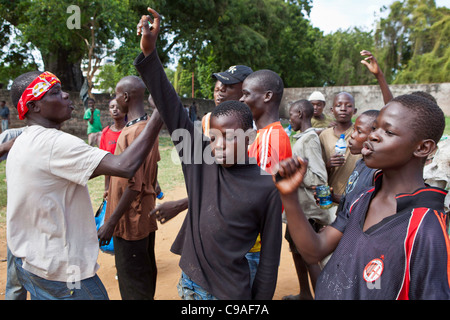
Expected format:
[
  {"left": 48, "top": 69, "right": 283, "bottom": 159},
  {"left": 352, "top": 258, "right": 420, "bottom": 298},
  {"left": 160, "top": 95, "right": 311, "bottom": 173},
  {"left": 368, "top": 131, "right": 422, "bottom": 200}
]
[{"left": 0, "top": 185, "right": 301, "bottom": 300}]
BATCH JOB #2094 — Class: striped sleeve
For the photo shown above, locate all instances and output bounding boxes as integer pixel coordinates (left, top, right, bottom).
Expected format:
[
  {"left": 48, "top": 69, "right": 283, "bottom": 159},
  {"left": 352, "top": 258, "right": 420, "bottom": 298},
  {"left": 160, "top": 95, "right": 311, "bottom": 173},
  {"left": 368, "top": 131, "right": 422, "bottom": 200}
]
[
  {"left": 248, "top": 124, "right": 292, "bottom": 174},
  {"left": 397, "top": 208, "right": 450, "bottom": 300}
]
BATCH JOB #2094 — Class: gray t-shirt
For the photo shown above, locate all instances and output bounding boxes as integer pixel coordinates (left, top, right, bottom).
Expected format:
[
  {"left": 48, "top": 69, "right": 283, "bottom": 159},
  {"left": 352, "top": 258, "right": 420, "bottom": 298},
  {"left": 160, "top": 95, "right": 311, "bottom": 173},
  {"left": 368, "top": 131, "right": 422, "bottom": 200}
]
[
  {"left": 0, "top": 127, "right": 25, "bottom": 162},
  {"left": 6, "top": 125, "right": 108, "bottom": 281}
]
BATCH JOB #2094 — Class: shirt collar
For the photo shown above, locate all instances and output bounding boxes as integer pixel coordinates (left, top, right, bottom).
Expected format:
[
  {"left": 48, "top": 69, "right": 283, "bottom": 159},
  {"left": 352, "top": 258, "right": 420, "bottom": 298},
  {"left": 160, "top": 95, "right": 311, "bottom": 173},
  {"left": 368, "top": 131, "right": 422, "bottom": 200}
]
[
  {"left": 292, "top": 127, "right": 316, "bottom": 140},
  {"left": 373, "top": 171, "right": 447, "bottom": 213}
]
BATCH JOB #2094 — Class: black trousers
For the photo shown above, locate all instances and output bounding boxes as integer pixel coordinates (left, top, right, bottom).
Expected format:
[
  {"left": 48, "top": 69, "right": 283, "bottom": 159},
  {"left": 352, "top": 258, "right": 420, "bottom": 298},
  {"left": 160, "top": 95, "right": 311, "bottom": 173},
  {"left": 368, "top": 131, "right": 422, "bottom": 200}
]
[{"left": 113, "top": 232, "right": 157, "bottom": 300}]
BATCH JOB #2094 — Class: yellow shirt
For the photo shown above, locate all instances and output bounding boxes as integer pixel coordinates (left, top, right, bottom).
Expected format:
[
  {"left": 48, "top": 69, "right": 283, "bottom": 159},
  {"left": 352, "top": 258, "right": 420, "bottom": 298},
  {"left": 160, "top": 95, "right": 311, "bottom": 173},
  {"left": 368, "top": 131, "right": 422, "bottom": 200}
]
[
  {"left": 311, "top": 114, "right": 332, "bottom": 130},
  {"left": 319, "top": 126, "right": 361, "bottom": 198}
]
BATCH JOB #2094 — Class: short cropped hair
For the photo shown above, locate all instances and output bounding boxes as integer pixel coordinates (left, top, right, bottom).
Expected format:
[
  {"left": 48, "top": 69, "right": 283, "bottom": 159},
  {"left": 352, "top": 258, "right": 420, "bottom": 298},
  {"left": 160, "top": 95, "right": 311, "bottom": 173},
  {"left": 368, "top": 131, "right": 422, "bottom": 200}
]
[
  {"left": 291, "top": 99, "right": 314, "bottom": 119},
  {"left": 361, "top": 109, "right": 379, "bottom": 119},
  {"left": 245, "top": 69, "right": 284, "bottom": 105},
  {"left": 392, "top": 94, "right": 444, "bottom": 144},
  {"left": 410, "top": 91, "right": 437, "bottom": 104},
  {"left": 10, "top": 71, "right": 42, "bottom": 109},
  {"left": 211, "top": 100, "right": 254, "bottom": 131}
]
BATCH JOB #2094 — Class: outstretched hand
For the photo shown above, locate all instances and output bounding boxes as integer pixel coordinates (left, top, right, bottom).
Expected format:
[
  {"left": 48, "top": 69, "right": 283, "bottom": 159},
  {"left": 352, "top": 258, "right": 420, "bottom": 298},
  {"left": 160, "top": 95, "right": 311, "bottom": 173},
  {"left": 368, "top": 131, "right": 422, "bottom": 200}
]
[
  {"left": 150, "top": 201, "right": 183, "bottom": 224},
  {"left": 273, "top": 156, "right": 308, "bottom": 195},
  {"left": 360, "top": 49, "right": 393, "bottom": 104},
  {"left": 360, "top": 50, "right": 381, "bottom": 76},
  {"left": 137, "top": 7, "right": 161, "bottom": 57}
]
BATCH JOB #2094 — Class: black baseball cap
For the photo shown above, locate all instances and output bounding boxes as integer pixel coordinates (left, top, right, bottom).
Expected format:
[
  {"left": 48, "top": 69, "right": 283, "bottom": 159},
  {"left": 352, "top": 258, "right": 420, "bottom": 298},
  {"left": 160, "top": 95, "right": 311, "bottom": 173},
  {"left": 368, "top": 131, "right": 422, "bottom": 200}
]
[{"left": 212, "top": 65, "right": 253, "bottom": 85}]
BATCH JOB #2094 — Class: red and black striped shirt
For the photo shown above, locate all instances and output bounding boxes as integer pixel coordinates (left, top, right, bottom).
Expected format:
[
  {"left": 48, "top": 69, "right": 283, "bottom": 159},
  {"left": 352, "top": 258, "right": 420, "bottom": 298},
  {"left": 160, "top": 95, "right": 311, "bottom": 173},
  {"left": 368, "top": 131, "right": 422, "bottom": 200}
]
[{"left": 316, "top": 172, "right": 450, "bottom": 299}]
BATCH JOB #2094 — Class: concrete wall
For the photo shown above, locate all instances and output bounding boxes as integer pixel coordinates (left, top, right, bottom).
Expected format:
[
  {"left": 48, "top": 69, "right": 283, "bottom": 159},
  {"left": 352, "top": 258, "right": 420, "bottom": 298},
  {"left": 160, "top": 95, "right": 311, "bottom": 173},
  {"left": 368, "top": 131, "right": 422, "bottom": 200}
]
[
  {"left": 1, "top": 90, "right": 115, "bottom": 139},
  {"left": 2, "top": 82, "right": 448, "bottom": 138},
  {"left": 280, "top": 82, "right": 450, "bottom": 119},
  {"left": 0, "top": 89, "right": 214, "bottom": 139}
]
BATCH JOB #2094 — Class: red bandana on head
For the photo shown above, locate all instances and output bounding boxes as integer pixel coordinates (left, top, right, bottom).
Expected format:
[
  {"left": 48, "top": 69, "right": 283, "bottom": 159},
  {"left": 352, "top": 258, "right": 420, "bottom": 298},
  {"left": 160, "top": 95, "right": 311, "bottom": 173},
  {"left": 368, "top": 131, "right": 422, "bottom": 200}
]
[{"left": 17, "top": 71, "right": 61, "bottom": 120}]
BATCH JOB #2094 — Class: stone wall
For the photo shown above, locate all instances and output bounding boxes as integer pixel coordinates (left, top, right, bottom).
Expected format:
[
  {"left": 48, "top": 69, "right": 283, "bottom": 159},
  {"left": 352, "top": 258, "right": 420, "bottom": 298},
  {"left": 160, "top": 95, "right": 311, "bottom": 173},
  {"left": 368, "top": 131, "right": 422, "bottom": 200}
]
[
  {"left": 0, "top": 89, "right": 214, "bottom": 139},
  {"left": 2, "top": 82, "right": 448, "bottom": 138},
  {"left": 0, "top": 90, "right": 117, "bottom": 139},
  {"left": 280, "top": 82, "right": 450, "bottom": 119}
]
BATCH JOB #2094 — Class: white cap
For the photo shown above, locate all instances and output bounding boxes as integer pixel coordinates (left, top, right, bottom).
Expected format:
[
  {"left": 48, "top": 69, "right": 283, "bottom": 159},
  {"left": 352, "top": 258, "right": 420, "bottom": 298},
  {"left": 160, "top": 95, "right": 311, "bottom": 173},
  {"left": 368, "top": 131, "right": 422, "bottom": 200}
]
[{"left": 308, "top": 91, "right": 326, "bottom": 102}]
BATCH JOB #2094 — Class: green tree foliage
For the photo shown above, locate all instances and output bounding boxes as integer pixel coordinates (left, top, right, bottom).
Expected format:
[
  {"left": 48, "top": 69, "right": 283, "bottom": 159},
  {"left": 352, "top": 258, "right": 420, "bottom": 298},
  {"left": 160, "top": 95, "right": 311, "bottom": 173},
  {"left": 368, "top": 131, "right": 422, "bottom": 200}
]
[
  {"left": 96, "top": 63, "right": 123, "bottom": 94},
  {"left": 375, "top": 0, "right": 450, "bottom": 83},
  {"left": 267, "top": 2, "right": 326, "bottom": 87},
  {"left": 0, "top": 0, "right": 131, "bottom": 91},
  {"left": 1, "top": 0, "right": 448, "bottom": 98},
  {"left": 110, "top": 0, "right": 316, "bottom": 98},
  {"left": 321, "top": 28, "right": 375, "bottom": 86},
  {"left": 0, "top": 21, "right": 39, "bottom": 88},
  {"left": 135, "top": 0, "right": 318, "bottom": 98}
]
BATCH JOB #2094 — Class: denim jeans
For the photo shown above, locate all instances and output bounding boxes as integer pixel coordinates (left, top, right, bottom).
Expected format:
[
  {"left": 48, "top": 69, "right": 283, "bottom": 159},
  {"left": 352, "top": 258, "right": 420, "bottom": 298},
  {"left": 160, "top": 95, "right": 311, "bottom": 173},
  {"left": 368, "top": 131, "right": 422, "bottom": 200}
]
[
  {"left": 14, "top": 257, "right": 109, "bottom": 300},
  {"left": 245, "top": 251, "right": 260, "bottom": 286},
  {"left": 1, "top": 119, "right": 8, "bottom": 132},
  {"left": 5, "top": 247, "right": 27, "bottom": 300},
  {"left": 177, "top": 271, "right": 218, "bottom": 300}
]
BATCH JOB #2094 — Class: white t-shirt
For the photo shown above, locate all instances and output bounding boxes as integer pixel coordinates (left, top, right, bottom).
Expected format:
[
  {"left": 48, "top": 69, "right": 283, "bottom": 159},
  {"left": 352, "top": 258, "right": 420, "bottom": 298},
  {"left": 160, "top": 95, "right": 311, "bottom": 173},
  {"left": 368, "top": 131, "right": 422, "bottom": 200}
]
[{"left": 6, "top": 125, "right": 109, "bottom": 282}]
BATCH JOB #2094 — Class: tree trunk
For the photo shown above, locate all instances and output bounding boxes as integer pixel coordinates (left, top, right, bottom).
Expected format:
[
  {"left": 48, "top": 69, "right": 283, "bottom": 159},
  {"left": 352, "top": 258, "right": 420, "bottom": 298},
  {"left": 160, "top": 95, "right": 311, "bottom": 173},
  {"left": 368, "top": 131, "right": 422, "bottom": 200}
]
[{"left": 41, "top": 48, "right": 84, "bottom": 92}]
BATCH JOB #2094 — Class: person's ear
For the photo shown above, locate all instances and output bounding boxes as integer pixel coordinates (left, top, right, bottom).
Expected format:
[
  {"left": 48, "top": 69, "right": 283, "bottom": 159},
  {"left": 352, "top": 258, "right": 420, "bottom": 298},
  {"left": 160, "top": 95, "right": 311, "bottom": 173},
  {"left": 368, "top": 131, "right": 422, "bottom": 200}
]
[
  {"left": 26, "top": 101, "right": 40, "bottom": 113},
  {"left": 414, "top": 139, "right": 436, "bottom": 159},
  {"left": 263, "top": 90, "right": 273, "bottom": 103},
  {"left": 124, "top": 92, "right": 129, "bottom": 102},
  {"left": 353, "top": 108, "right": 357, "bottom": 115}
]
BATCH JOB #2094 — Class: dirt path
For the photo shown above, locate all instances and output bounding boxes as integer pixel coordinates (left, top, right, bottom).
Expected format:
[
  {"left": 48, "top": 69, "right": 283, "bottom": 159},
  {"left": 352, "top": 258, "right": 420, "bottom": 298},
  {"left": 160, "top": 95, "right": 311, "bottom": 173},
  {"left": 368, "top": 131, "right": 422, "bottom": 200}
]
[{"left": 0, "top": 185, "right": 300, "bottom": 300}]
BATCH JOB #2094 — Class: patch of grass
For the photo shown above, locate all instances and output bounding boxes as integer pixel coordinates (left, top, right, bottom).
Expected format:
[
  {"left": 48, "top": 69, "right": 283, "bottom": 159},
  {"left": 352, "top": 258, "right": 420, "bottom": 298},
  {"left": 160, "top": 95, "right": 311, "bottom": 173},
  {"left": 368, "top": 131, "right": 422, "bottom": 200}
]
[
  {"left": 156, "top": 135, "right": 185, "bottom": 192},
  {"left": 2, "top": 114, "right": 450, "bottom": 222},
  {"left": 0, "top": 134, "right": 185, "bottom": 222},
  {"left": 87, "top": 175, "right": 108, "bottom": 211},
  {"left": 87, "top": 134, "right": 185, "bottom": 209}
]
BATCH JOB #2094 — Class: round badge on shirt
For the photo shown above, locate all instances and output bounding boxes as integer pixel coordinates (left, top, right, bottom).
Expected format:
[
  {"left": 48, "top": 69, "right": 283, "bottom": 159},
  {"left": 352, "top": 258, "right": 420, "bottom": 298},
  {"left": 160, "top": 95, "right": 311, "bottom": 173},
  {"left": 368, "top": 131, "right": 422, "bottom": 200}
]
[{"left": 363, "top": 256, "right": 384, "bottom": 282}]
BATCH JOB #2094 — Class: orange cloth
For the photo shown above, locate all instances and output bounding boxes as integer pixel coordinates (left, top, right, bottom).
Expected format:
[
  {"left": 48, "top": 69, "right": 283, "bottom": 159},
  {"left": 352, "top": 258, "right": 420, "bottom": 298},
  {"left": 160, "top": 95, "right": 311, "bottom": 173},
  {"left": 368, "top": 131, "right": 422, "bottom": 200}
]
[
  {"left": 248, "top": 121, "right": 292, "bottom": 174},
  {"left": 248, "top": 121, "right": 292, "bottom": 252}
]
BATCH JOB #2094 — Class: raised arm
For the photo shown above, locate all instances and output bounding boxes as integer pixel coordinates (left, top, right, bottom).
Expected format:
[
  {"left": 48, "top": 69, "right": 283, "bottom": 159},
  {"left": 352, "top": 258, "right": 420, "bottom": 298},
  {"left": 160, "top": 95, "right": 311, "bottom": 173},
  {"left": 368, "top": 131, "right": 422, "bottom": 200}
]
[
  {"left": 134, "top": 8, "right": 196, "bottom": 148},
  {"left": 274, "top": 157, "right": 342, "bottom": 264},
  {"left": 360, "top": 50, "right": 393, "bottom": 105},
  {"left": 136, "top": 8, "right": 160, "bottom": 57}
]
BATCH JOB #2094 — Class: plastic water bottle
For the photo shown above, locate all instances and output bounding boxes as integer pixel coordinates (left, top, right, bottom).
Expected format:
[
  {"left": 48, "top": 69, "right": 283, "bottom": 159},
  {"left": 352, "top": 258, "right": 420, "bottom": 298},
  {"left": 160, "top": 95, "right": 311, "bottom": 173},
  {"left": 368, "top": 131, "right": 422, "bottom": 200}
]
[
  {"left": 335, "top": 134, "right": 347, "bottom": 155},
  {"left": 284, "top": 124, "right": 292, "bottom": 137}
]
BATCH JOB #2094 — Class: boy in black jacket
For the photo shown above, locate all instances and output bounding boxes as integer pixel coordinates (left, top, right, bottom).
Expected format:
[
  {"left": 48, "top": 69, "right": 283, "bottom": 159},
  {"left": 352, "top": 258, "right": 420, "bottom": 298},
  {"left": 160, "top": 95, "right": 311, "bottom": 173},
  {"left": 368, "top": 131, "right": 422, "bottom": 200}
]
[{"left": 134, "top": 8, "right": 282, "bottom": 300}]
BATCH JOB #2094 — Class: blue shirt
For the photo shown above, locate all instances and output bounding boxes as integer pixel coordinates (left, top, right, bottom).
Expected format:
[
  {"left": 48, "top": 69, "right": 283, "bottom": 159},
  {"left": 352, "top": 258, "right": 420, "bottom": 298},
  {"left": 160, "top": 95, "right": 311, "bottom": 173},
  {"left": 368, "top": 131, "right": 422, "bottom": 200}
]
[
  {"left": 0, "top": 106, "right": 9, "bottom": 119},
  {"left": 335, "top": 158, "right": 378, "bottom": 222}
]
